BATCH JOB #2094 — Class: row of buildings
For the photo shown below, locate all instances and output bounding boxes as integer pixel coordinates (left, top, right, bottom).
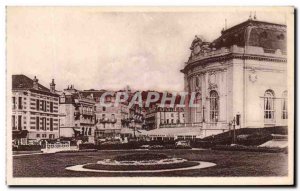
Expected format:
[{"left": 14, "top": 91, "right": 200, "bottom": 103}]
[
  {"left": 11, "top": 17, "right": 289, "bottom": 145},
  {"left": 12, "top": 76, "right": 185, "bottom": 145}
]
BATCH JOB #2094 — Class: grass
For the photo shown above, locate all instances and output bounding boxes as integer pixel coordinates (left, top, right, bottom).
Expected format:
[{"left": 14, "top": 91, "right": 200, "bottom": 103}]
[{"left": 13, "top": 149, "right": 288, "bottom": 177}]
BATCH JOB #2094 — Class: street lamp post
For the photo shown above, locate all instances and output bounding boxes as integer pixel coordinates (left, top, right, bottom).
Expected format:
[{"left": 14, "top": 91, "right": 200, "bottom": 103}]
[
  {"left": 131, "top": 119, "right": 136, "bottom": 139},
  {"left": 202, "top": 105, "right": 205, "bottom": 122},
  {"left": 232, "top": 117, "right": 236, "bottom": 144}
]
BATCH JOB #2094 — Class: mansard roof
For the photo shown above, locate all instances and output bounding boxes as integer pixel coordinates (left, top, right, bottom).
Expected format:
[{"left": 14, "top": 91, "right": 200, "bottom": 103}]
[
  {"left": 211, "top": 19, "right": 286, "bottom": 52},
  {"left": 12, "top": 74, "right": 59, "bottom": 97}
]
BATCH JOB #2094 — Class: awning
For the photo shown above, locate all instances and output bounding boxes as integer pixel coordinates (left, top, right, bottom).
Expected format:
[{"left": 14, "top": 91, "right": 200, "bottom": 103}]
[
  {"left": 72, "top": 128, "right": 81, "bottom": 133},
  {"left": 120, "top": 128, "right": 144, "bottom": 137},
  {"left": 12, "top": 130, "right": 28, "bottom": 139},
  {"left": 145, "top": 127, "right": 203, "bottom": 137}
]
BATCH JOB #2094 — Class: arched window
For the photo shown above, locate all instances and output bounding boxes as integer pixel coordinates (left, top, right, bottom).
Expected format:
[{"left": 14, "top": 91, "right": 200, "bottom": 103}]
[
  {"left": 264, "top": 90, "right": 275, "bottom": 121},
  {"left": 282, "top": 91, "right": 288, "bottom": 119},
  {"left": 209, "top": 91, "right": 219, "bottom": 122}
]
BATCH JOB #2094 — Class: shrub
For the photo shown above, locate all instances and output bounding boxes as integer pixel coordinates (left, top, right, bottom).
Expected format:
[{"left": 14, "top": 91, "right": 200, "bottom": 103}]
[
  {"left": 113, "top": 153, "right": 168, "bottom": 161},
  {"left": 79, "top": 143, "right": 96, "bottom": 150},
  {"left": 13, "top": 145, "right": 41, "bottom": 151},
  {"left": 212, "top": 145, "right": 287, "bottom": 153},
  {"left": 57, "top": 149, "right": 97, "bottom": 153},
  {"left": 83, "top": 161, "right": 199, "bottom": 171}
]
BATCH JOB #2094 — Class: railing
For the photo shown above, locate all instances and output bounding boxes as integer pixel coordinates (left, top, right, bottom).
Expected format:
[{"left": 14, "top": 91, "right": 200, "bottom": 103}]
[
  {"left": 81, "top": 111, "right": 94, "bottom": 115},
  {"left": 42, "top": 142, "right": 71, "bottom": 153},
  {"left": 160, "top": 123, "right": 203, "bottom": 128},
  {"left": 188, "top": 48, "right": 230, "bottom": 64},
  {"left": 264, "top": 118, "right": 276, "bottom": 125},
  {"left": 159, "top": 122, "right": 230, "bottom": 130},
  {"left": 12, "top": 105, "right": 22, "bottom": 110},
  {"left": 99, "top": 118, "right": 117, "bottom": 123},
  {"left": 187, "top": 45, "right": 286, "bottom": 65}
]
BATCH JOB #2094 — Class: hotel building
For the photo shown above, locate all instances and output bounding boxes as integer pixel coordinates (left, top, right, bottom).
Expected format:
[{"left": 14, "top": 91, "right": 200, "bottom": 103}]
[
  {"left": 59, "top": 86, "right": 96, "bottom": 143},
  {"left": 12, "top": 75, "right": 59, "bottom": 145}
]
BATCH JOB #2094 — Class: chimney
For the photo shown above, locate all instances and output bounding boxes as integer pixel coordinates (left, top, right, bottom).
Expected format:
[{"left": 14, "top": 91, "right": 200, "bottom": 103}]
[
  {"left": 33, "top": 76, "right": 39, "bottom": 90},
  {"left": 50, "top": 79, "right": 56, "bottom": 93}
]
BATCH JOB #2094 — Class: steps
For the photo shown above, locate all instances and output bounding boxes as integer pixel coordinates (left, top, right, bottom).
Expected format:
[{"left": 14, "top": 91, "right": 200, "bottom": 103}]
[{"left": 258, "top": 134, "right": 288, "bottom": 148}]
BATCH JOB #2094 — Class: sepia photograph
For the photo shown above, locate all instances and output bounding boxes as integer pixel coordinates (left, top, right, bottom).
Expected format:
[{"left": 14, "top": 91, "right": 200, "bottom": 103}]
[{"left": 6, "top": 6, "right": 294, "bottom": 186}]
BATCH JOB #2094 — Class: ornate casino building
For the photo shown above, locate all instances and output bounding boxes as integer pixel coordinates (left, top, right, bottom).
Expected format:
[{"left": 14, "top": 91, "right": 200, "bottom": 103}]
[{"left": 181, "top": 17, "right": 288, "bottom": 133}]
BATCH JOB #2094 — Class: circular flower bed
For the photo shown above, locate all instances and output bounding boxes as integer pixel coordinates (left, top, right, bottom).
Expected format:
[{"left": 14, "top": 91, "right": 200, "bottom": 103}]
[
  {"left": 81, "top": 153, "right": 200, "bottom": 171},
  {"left": 113, "top": 153, "right": 168, "bottom": 161}
]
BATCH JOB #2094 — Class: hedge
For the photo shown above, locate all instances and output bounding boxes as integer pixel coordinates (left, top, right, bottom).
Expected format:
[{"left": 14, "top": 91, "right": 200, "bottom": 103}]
[
  {"left": 13, "top": 145, "right": 42, "bottom": 151},
  {"left": 212, "top": 145, "right": 287, "bottom": 153}
]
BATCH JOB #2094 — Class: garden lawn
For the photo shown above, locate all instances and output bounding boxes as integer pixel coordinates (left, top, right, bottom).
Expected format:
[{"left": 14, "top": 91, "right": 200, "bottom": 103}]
[{"left": 13, "top": 149, "right": 288, "bottom": 177}]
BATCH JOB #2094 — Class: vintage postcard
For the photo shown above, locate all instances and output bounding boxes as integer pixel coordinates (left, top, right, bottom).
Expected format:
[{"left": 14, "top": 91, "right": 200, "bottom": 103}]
[{"left": 6, "top": 6, "right": 294, "bottom": 185}]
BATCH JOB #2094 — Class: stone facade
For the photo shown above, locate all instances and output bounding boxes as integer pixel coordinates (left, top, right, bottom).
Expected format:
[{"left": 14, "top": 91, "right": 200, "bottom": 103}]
[
  {"left": 181, "top": 19, "right": 288, "bottom": 130},
  {"left": 145, "top": 104, "right": 185, "bottom": 130},
  {"left": 59, "top": 86, "right": 96, "bottom": 143}
]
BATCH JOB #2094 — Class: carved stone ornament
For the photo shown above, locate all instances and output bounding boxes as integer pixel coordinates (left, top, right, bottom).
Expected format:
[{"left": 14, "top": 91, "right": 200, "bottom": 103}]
[
  {"left": 191, "top": 35, "right": 203, "bottom": 56},
  {"left": 249, "top": 68, "right": 258, "bottom": 83},
  {"left": 209, "top": 73, "right": 217, "bottom": 85},
  {"left": 195, "top": 86, "right": 201, "bottom": 93},
  {"left": 208, "top": 83, "right": 218, "bottom": 90},
  {"left": 208, "top": 72, "right": 217, "bottom": 90},
  {"left": 193, "top": 44, "right": 201, "bottom": 55}
]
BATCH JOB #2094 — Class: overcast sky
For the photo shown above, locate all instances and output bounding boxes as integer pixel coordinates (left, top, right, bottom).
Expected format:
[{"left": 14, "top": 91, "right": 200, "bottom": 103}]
[{"left": 7, "top": 7, "right": 287, "bottom": 92}]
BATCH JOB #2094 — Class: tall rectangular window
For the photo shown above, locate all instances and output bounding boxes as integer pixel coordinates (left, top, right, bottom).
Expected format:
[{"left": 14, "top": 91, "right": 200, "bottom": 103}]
[
  {"left": 41, "top": 100, "right": 45, "bottom": 111},
  {"left": 50, "top": 102, "right": 53, "bottom": 113},
  {"left": 50, "top": 118, "right": 53, "bottom": 131},
  {"left": 41, "top": 117, "right": 44, "bottom": 130},
  {"left": 36, "top": 100, "right": 40, "bottom": 111},
  {"left": 41, "top": 117, "right": 46, "bottom": 130},
  {"left": 12, "top": 97, "right": 16, "bottom": 109},
  {"left": 12, "top": 115, "right": 16, "bottom": 130},
  {"left": 44, "top": 118, "right": 47, "bottom": 130},
  {"left": 18, "top": 97, "right": 22, "bottom": 109},
  {"left": 36, "top": 117, "right": 39, "bottom": 130},
  {"left": 18, "top": 115, "right": 22, "bottom": 130}
]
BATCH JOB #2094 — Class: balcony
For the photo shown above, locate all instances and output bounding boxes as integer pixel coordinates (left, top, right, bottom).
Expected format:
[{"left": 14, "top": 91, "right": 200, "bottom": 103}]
[
  {"left": 99, "top": 118, "right": 117, "bottom": 124},
  {"left": 12, "top": 105, "right": 23, "bottom": 110},
  {"left": 110, "top": 118, "right": 117, "bottom": 123},
  {"left": 81, "top": 111, "right": 94, "bottom": 116},
  {"left": 264, "top": 118, "right": 276, "bottom": 126},
  {"left": 160, "top": 122, "right": 203, "bottom": 128},
  {"left": 159, "top": 122, "right": 230, "bottom": 130}
]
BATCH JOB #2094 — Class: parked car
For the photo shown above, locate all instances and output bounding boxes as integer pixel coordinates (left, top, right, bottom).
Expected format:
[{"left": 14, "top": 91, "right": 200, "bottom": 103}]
[
  {"left": 140, "top": 145, "right": 150, "bottom": 149},
  {"left": 150, "top": 145, "right": 164, "bottom": 150},
  {"left": 101, "top": 140, "right": 121, "bottom": 145},
  {"left": 175, "top": 140, "right": 192, "bottom": 149}
]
